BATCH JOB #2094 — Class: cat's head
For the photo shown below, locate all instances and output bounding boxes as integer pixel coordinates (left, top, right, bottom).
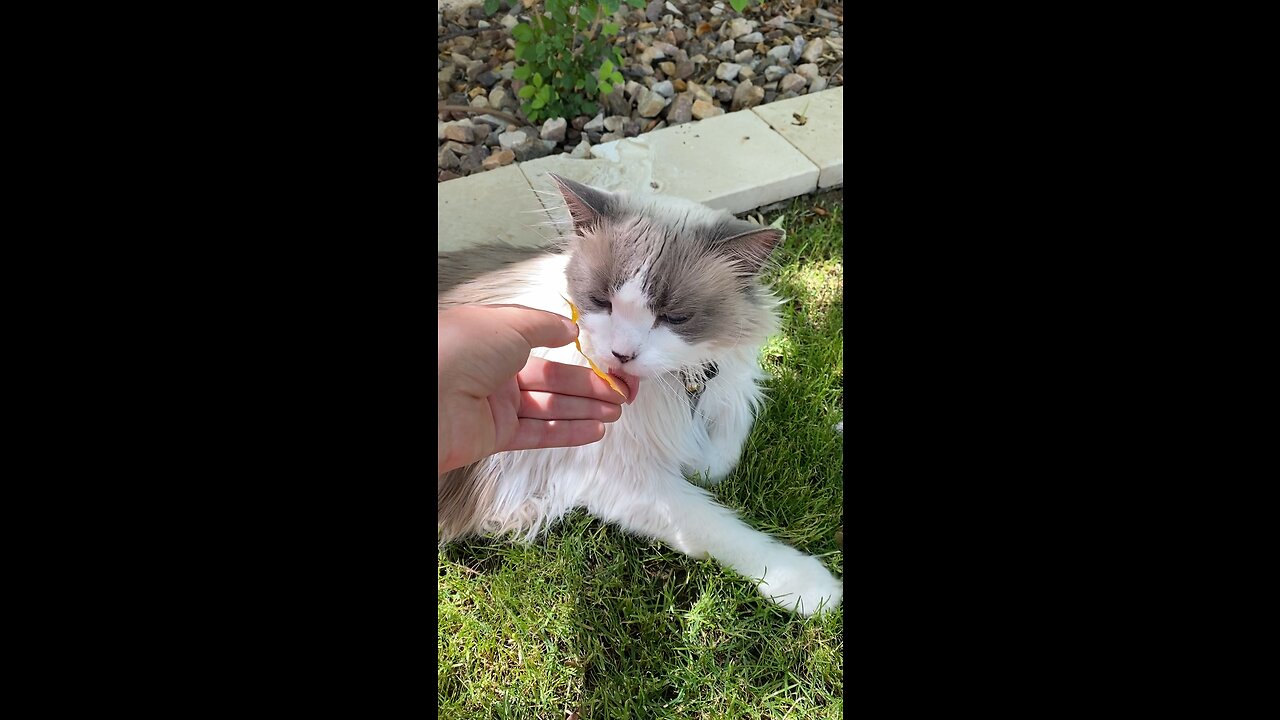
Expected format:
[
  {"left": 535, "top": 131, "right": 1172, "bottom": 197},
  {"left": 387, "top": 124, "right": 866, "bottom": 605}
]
[{"left": 549, "top": 173, "right": 783, "bottom": 391}]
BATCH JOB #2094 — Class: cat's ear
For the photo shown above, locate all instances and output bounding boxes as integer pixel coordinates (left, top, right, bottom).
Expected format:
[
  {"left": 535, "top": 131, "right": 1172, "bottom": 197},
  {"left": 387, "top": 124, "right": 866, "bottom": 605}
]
[
  {"left": 715, "top": 219, "right": 785, "bottom": 275},
  {"left": 547, "top": 173, "right": 615, "bottom": 232}
]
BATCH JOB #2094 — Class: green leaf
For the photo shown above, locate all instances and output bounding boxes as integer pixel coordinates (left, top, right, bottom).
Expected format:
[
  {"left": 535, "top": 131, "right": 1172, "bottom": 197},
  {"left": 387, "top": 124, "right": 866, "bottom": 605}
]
[
  {"left": 551, "top": 7, "right": 567, "bottom": 23},
  {"left": 603, "top": 22, "right": 619, "bottom": 35},
  {"left": 512, "top": 23, "right": 532, "bottom": 42},
  {"left": 519, "top": 84, "right": 537, "bottom": 99},
  {"left": 610, "top": 72, "right": 623, "bottom": 85},
  {"left": 532, "top": 72, "right": 544, "bottom": 87},
  {"left": 626, "top": 0, "right": 645, "bottom": 8},
  {"left": 513, "top": 65, "right": 531, "bottom": 81},
  {"left": 603, "top": 0, "right": 622, "bottom": 13},
  {"left": 484, "top": 0, "right": 499, "bottom": 14},
  {"left": 537, "top": 85, "right": 551, "bottom": 101},
  {"left": 600, "top": 59, "right": 614, "bottom": 78},
  {"left": 728, "top": 0, "right": 748, "bottom": 11},
  {"left": 598, "top": 81, "right": 613, "bottom": 95},
  {"left": 582, "top": 101, "right": 597, "bottom": 115},
  {"left": 532, "top": 96, "right": 547, "bottom": 110}
]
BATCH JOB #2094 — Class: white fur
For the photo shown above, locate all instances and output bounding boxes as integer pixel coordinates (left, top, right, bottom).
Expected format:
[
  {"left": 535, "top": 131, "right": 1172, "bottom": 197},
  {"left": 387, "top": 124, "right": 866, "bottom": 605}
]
[{"left": 461, "top": 253, "right": 842, "bottom": 617}]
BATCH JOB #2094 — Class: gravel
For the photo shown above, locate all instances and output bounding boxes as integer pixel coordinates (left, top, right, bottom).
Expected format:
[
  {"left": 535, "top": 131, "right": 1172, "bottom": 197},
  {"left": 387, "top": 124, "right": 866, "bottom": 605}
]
[{"left": 438, "top": 0, "right": 844, "bottom": 183}]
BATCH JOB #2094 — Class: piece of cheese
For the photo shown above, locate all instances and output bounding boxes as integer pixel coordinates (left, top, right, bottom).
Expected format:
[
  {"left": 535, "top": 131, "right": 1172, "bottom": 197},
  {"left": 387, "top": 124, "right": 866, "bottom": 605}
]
[{"left": 562, "top": 296, "right": 627, "bottom": 398}]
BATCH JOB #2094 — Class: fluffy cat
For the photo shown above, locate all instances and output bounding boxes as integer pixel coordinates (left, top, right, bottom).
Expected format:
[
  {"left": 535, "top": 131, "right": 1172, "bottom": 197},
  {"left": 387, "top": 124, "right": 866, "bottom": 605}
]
[{"left": 438, "top": 175, "right": 842, "bottom": 616}]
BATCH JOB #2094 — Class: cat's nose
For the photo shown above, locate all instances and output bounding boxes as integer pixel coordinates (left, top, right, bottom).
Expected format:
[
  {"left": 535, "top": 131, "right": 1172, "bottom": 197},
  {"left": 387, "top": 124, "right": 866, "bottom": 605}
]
[{"left": 611, "top": 351, "right": 637, "bottom": 364}]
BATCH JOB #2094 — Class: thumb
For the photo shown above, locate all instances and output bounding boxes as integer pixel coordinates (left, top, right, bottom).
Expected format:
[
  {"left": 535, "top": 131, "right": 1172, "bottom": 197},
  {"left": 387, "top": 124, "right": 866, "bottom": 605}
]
[{"left": 486, "top": 304, "right": 579, "bottom": 350}]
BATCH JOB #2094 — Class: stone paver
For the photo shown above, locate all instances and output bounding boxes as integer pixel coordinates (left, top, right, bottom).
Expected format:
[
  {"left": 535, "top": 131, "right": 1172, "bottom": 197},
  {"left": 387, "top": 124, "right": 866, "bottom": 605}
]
[
  {"left": 751, "top": 87, "right": 843, "bottom": 188},
  {"left": 437, "top": 164, "right": 553, "bottom": 252},
  {"left": 520, "top": 140, "right": 659, "bottom": 234},
  {"left": 634, "top": 110, "right": 819, "bottom": 214}
]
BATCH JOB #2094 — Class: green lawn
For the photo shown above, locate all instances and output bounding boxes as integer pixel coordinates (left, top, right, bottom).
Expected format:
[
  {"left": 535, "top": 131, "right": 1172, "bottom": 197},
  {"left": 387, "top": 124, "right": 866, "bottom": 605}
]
[{"left": 439, "top": 191, "right": 844, "bottom": 719}]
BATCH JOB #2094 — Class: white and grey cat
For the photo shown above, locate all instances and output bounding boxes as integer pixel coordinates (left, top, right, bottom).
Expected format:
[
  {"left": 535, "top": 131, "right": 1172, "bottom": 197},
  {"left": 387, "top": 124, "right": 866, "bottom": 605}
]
[{"left": 438, "top": 175, "right": 842, "bottom": 616}]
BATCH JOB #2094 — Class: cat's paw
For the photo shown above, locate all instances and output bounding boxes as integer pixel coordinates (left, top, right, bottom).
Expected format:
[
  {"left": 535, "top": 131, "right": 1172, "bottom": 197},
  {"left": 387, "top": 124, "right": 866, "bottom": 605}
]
[{"left": 757, "top": 554, "right": 843, "bottom": 617}]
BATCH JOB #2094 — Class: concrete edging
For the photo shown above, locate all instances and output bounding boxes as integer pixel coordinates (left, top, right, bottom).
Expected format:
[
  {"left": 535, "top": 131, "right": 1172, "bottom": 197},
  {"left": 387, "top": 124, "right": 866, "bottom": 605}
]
[{"left": 438, "top": 86, "right": 841, "bottom": 251}]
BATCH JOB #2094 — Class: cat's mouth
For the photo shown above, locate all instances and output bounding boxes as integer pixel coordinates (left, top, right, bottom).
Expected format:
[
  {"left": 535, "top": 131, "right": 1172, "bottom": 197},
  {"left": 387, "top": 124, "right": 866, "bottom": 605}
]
[{"left": 608, "top": 369, "right": 641, "bottom": 404}]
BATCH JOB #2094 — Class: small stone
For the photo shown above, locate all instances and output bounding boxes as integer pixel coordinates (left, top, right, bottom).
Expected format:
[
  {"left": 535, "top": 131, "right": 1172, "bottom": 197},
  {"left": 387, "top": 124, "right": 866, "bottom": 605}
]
[
  {"left": 469, "top": 96, "right": 489, "bottom": 108},
  {"left": 442, "top": 141, "right": 472, "bottom": 157},
  {"left": 714, "top": 82, "right": 733, "bottom": 103},
  {"left": 500, "top": 14, "right": 518, "bottom": 30},
  {"left": 765, "top": 65, "right": 787, "bottom": 82},
  {"left": 513, "top": 138, "right": 554, "bottom": 162},
  {"left": 640, "top": 46, "right": 665, "bottom": 66},
  {"left": 765, "top": 15, "right": 787, "bottom": 29},
  {"left": 570, "top": 139, "right": 592, "bottom": 159},
  {"left": 667, "top": 93, "right": 694, "bottom": 124},
  {"left": 604, "top": 115, "right": 628, "bottom": 132},
  {"left": 465, "top": 60, "right": 486, "bottom": 81},
  {"left": 673, "top": 78, "right": 687, "bottom": 92},
  {"left": 810, "top": 76, "right": 829, "bottom": 93},
  {"left": 715, "top": 62, "right": 741, "bottom": 81},
  {"left": 461, "top": 144, "right": 490, "bottom": 173},
  {"left": 488, "top": 87, "right": 507, "bottom": 110},
  {"left": 473, "top": 124, "right": 491, "bottom": 142},
  {"left": 713, "top": 40, "right": 736, "bottom": 59},
  {"left": 801, "top": 37, "right": 826, "bottom": 63},
  {"left": 498, "top": 130, "right": 528, "bottom": 149},
  {"left": 636, "top": 88, "right": 668, "bottom": 117},
  {"left": 659, "top": 61, "right": 676, "bottom": 76},
  {"left": 438, "top": 66, "right": 456, "bottom": 84},
  {"left": 738, "top": 66, "right": 754, "bottom": 80},
  {"left": 540, "top": 117, "right": 567, "bottom": 142},
  {"left": 796, "top": 63, "right": 820, "bottom": 81},
  {"left": 731, "top": 80, "right": 764, "bottom": 111},
  {"left": 675, "top": 60, "right": 695, "bottom": 79},
  {"left": 453, "top": 36, "right": 475, "bottom": 51},
  {"left": 571, "top": 115, "right": 590, "bottom": 131},
  {"left": 437, "top": 121, "right": 446, "bottom": 141},
  {"left": 476, "top": 71, "right": 500, "bottom": 88},
  {"left": 665, "top": 1, "right": 683, "bottom": 15},
  {"left": 691, "top": 99, "right": 723, "bottom": 120},
  {"left": 604, "top": 89, "right": 631, "bottom": 116},
  {"left": 690, "top": 54, "right": 709, "bottom": 65},
  {"left": 439, "top": 170, "right": 462, "bottom": 182},
  {"left": 482, "top": 149, "right": 516, "bottom": 170},
  {"left": 625, "top": 80, "right": 644, "bottom": 99},
  {"left": 790, "top": 36, "right": 807, "bottom": 62},
  {"left": 645, "top": 0, "right": 665, "bottom": 23},
  {"left": 815, "top": 8, "right": 840, "bottom": 22},
  {"left": 779, "top": 73, "right": 807, "bottom": 94},
  {"left": 739, "top": 32, "right": 763, "bottom": 45},
  {"left": 499, "top": 61, "right": 516, "bottom": 81},
  {"left": 726, "top": 17, "right": 754, "bottom": 38},
  {"left": 767, "top": 45, "right": 791, "bottom": 61},
  {"left": 623, "top": 118, "right": 641, "bottom": 137},
  {"left": 584, "top": 113, "right": 606, "bottom": 132},
  {"left": 734, "top": 49, "right": 754, "bottom": 64},
  {"left": 689, "top": 82, "right": 714, "bottom": 103},
  {"left": 709, "top": 6, "right": 722, "bottom": 15},
  {"left": 474, "top": 114, "right": 507, "bottom": 130},
  {"left": 438, "top": 146, "right": 460, "bottom": 170},
  {"left": 652, "top": 80, "right": 675, "bottom": 98},
  {"left": 600, "top": 131, "right": 625, "bottom": 143}
]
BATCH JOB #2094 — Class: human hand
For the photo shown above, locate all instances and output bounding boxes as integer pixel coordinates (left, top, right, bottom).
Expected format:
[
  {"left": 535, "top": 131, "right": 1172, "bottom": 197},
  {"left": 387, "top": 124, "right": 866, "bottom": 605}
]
[{"left": 438, "top": 304, "right": 630, "bottom": 475}]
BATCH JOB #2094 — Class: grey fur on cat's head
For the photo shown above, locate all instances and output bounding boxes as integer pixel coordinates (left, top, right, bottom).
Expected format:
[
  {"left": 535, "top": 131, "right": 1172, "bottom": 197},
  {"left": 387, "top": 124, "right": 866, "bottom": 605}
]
[{"left": 549, "top": 174, "right": 783, "bottom": 380}]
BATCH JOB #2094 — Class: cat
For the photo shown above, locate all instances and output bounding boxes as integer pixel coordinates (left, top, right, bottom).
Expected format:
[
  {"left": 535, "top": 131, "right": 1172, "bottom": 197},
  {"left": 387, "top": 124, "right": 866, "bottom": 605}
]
[{"left": 437, "top": 174, "right": 842, "bottom": 617}]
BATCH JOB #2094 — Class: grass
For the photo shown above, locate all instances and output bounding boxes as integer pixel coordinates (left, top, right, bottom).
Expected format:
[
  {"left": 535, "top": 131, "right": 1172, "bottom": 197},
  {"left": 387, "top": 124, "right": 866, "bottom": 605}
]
[{"left": 439, "top": 191, "right": 844, "bottom": 719}]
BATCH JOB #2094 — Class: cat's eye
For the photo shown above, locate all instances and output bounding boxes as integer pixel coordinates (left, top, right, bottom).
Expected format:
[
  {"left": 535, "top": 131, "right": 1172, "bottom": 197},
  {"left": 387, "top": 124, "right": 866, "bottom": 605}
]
[
  {"left": 589, "top": 294, "right": 612, "bottom": 311},
  {"left": 664, "top": 313, "right": 690, "bottom": 325}
]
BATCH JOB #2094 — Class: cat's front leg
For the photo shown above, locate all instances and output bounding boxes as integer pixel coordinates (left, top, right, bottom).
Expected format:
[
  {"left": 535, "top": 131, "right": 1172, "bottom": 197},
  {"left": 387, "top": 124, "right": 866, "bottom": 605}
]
[
  {"left": 689, "top": 371, "right": 760, "bottom": 484},
  {"left": 588, "top": 475, "right": 842, "bottom": 617}
]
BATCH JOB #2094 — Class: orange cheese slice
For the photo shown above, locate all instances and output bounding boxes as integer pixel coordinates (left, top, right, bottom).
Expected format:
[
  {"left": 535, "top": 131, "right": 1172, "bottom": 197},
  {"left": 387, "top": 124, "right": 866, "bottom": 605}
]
[{"left": 562, "top": 295, "right": 627, "bottom": 398}]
